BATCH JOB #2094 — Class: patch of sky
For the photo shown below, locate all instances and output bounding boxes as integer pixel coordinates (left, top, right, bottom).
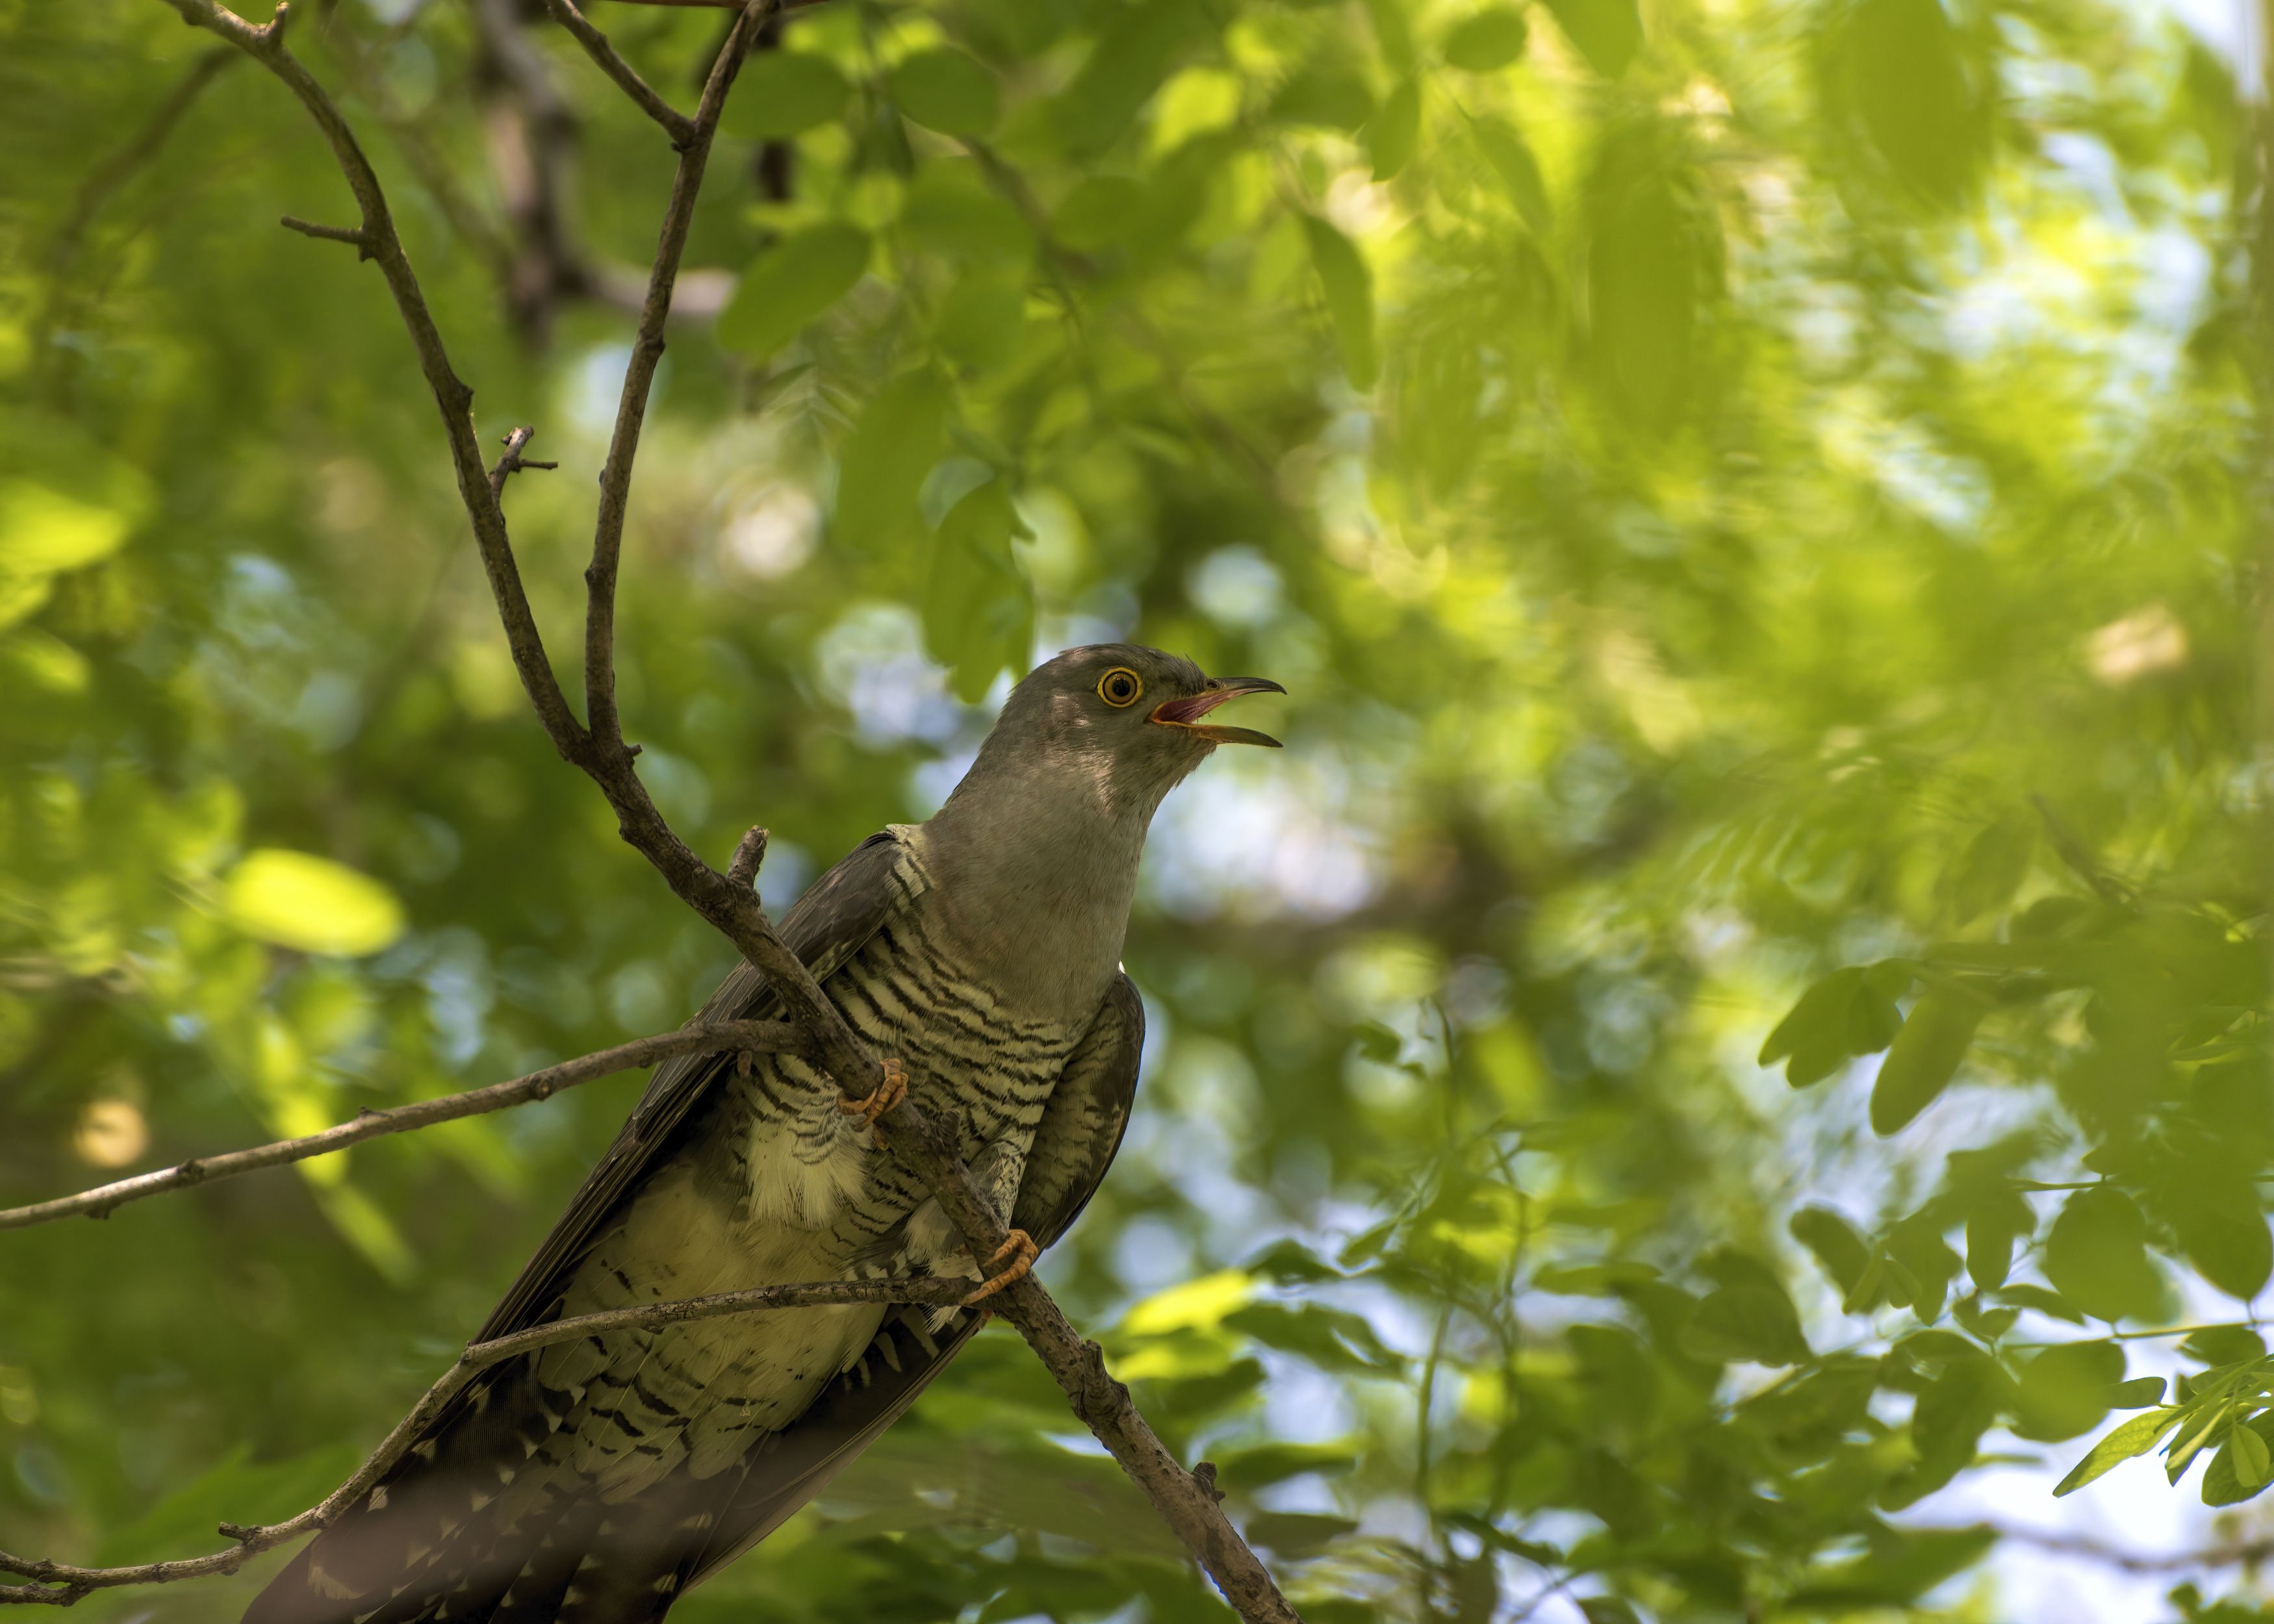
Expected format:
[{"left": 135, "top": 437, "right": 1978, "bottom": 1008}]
[
  {"left": 290, "top": 670, "right": 363, "bottom": 752},
  {"left": 564, "top": 344, "right": 639, "bottom": 442},
  {"left": 635, "top": 748, "right": 712, "bottom": 829},
  {"left": 754, "top": 839, "right": 813, "bottom": 913},
  {"left": 416, "top": 926, "right": 494, "bottom": 1067},
  {"left": 813, "top": 602, "right": 961, "bottom": 746},
  {"left": 1188, "top": 545, "right": 1284, "bottom": 628},
  {"left": 1146, "top": 746, "right": 1382, "bottom": 922}
]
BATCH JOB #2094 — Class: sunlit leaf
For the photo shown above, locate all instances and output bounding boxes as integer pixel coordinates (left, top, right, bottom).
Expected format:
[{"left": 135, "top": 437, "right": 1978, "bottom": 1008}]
[
  {"left": 1443, "top": 7, "right": 1530, "bottom": 70},
  {"left": 224, "top": 849, "right": 406, "bottom": 958},
  {"left": 2054, "top": 1407, "right": 2180, "bottom": 1495}
]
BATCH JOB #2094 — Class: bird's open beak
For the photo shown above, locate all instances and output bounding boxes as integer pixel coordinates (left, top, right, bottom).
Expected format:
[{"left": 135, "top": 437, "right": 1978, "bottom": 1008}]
[{"left": 1149, "top": 676, "right": 1286, "bottom": 748}]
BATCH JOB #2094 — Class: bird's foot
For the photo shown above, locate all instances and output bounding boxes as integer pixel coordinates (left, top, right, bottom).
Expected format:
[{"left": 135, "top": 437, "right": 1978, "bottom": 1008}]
[
  {"left": 960, "top": 1229, "right": 1038, "bottom": 1306},
  {"left": 839, "top": 1056, "right": 907, "bottom": 1126}
]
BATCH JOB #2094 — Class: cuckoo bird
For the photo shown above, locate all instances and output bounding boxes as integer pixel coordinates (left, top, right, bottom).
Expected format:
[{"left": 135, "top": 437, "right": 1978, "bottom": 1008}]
[{"left": 244, "top": 644, "right": 1283, "bottom": 1624}]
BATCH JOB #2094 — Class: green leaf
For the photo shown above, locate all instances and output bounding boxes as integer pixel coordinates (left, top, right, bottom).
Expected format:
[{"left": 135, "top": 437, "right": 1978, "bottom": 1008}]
[
  {"left": 1244, "top": 1511, "right": 1359, "bottom": 1557},
  {"left": 934, "top": 275, "right": 1029, "bottom": 374},
  {"left": 715, "top": 223, "right": 871, "bottom": 361},
  {"left": 2010, "top": 1340, "right": 2123, "bottom": 1443},
  {"left": 2107, "top": 1377, "right": 2167, "bottom": 1409},
  {"left": 889, "top": 49, "right": 1002, "bottom": 136},
  {"left": 1055, "top": 0, "right": 1201, "bottom": 156},
  {"left": 1828, "top": 0, "right": 1991, "bottom": 210},
  {"left": 1683, "top": 1251, "right": 1809, "bottom": 1365},
  {"left": 834, "top": 369, "right": 950, "bottom": 552},
  {"left": 2181, "top": 1327, "right": 2267, "bottom": 1365},
  {"left": 1949, "top": 815, "right": 2034, "bottom": 923},
  {"left": 2043, "top": 1187, "right": 2165, "bottom": 1325},
  {"left": 1301, "top": 215, "right": 1378, "bottom": 390},
  {"left": 1871, "top": 987, "right": 1990, "bottom": 1135},
  {"left": 1268, "top": 63, "right": 1375, "bottom": 131},
  {"left": 1785, "top": 1528, "right": 1998, "bottom": 1610},
  {"left": 1541, "top": 0, "right": 1641, "bottom": 76},
  {"left": 2203, "top": 1414, "right": 2274, "bottom": 1505},
  {"left": 901, "top": 164, "right": 1034, "bottom": 263},
  {"left": 1993, "top": 1283, "right": 2087, "bottom": 1325},
  {"left": 1964, "top": 1189, "right": 2035, "bottom": 1293},
  {"left": 2168, "top": 1179, "right": 2273, "bottom": 1302},
  {"left": 1576, "top": 1600, "right": 1641, "bottom": 1624},
  {"left": 720, "top": 50, "right": 851, "bottom": 140},
  {"left": 224, "top": 849, "right": 406, "bottom": 957},
  {"left": 921, "top": 481, "right": 1032, "bottom": 702},
  {"left": 1472, "top": 118, "right": 1550, "bottom": 236},
  {"left": 1790, "top": 1205, "right": 1871, "bottom": 1298},
  {"left": 1758, "top": 965, "right": 1902, "bottom": 1087},
  {"left": 2229, "top": 1423, "right": 2269, "bottom": 1488},
  {"left": 2054, "top": 1407, "right": 2180, "bottom": 1495},
  {"left": 1366, "top": 79, "right": 1421, "bottom": 179},
  {"left": 1053, "top": 175, "right": 1149, "bottom": 250},
  {"left": 1443, "top": 8, "right": 1530, "bottom": 70}
]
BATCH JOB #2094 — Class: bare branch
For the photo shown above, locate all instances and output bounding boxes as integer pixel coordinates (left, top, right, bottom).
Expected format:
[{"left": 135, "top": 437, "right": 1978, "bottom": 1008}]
[
  {"left": 0, "top": 1276, "right": 967, "bottom": 1606},
  {"left": 487, "top": 425, "right": 559, "bottom": 498},
  {"left": 543, "top": 0, "right": 698, "bottom": 145},
  {"left": 0, "top": 1019, "right": 798, "bottom": 1232}
]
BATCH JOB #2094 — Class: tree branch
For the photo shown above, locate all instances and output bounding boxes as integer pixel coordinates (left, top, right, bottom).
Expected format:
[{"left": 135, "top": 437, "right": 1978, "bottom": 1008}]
[
  {"left": 0, "top": 1276, "right": 967, "bottom": 1607},
  {"left": 487, "top": 425, "right": 559, "bottom": 498},
  {"left": 542, "top": 0, "right": 697, "bottom": 146},
  {"left": 0, "top": 1019, "right": 798, "bottom": 1232}
]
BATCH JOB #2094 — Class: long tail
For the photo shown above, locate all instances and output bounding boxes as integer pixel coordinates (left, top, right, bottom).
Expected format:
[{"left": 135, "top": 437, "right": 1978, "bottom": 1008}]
[{"left": 242, "top": 1358, "right": 672, "bottom": 1624}]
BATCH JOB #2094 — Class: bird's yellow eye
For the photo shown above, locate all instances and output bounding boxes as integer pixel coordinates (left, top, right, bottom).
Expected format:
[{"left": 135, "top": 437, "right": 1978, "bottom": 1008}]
[{"left": 1097, "top": 668, "right": 1144, "bottom": 707}]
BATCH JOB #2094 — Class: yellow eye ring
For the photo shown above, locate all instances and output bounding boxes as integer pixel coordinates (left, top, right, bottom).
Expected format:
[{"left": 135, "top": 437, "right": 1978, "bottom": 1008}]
[{"left": 1097, "top": 667, "right": 1144, "bottom": 707}]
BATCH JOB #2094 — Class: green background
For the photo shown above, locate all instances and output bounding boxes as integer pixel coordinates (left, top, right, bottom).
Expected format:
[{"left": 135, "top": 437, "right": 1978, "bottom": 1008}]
[{"left": 1, "top": 0, "right": 2266, "bottom": 1618}]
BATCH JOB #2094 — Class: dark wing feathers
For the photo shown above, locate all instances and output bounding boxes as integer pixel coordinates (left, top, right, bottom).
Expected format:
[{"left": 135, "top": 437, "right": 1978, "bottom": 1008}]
[
  {"left": 672, "top": 970, "right": 1145, "bottom": 1592},
  {"left": 246, "top": 837, "right": 1140, "bottom": 1624},
  {"left": 478, "top": 830, "right": 906, "bottom": 1341}
]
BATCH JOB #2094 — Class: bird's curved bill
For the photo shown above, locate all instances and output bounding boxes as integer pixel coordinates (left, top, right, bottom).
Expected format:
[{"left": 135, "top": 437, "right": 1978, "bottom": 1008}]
[{"left": 1149, "top": 677, "right": 1286, "bottom": 748}]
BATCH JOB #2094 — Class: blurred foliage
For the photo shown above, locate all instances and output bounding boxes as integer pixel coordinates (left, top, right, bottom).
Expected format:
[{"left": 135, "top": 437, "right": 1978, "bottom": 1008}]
[{"left": 0, "top": 0, "right": 2268, "bottom": 1619}]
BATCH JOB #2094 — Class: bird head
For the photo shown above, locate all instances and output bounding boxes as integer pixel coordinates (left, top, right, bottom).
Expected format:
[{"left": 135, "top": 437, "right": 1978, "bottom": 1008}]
[{"left": 952, "top": 643, "right": 1285, "bottom": 824}]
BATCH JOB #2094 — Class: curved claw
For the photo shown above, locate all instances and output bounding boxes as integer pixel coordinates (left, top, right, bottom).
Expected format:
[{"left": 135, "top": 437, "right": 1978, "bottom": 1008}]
[
  {"left": 839, "top": 1056, "right": 906, "bottom": 1126},
  {"left": 960, "top": 1229, "right": 1038, "bottom": 1307}
]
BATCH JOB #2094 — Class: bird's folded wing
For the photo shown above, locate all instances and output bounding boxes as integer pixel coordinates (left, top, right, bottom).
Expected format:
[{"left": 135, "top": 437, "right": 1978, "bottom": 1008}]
[
  {"left": 477, "top": 828, "right": 910, "bottom": 1343},
  {"left": 676, "top": 970, "right": 1146, "bottom": 1588}
]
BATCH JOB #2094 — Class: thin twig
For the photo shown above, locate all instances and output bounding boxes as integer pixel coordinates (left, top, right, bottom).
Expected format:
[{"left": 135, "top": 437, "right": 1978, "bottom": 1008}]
[
  {"left": 542, "top": 0, "right": 697, "bottom": 145},
  {"left": 0, "top": 1276, "right": 967, "bottom": 1606},
  {"left": 487, "top": 425, "right": 559, "bottom": 498},
  {"left": 278, "top": 214, "right": 370, "bottom": 255},
  {"left": 0, "top": 1019, "right": 798, "bottom": 1232}
]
